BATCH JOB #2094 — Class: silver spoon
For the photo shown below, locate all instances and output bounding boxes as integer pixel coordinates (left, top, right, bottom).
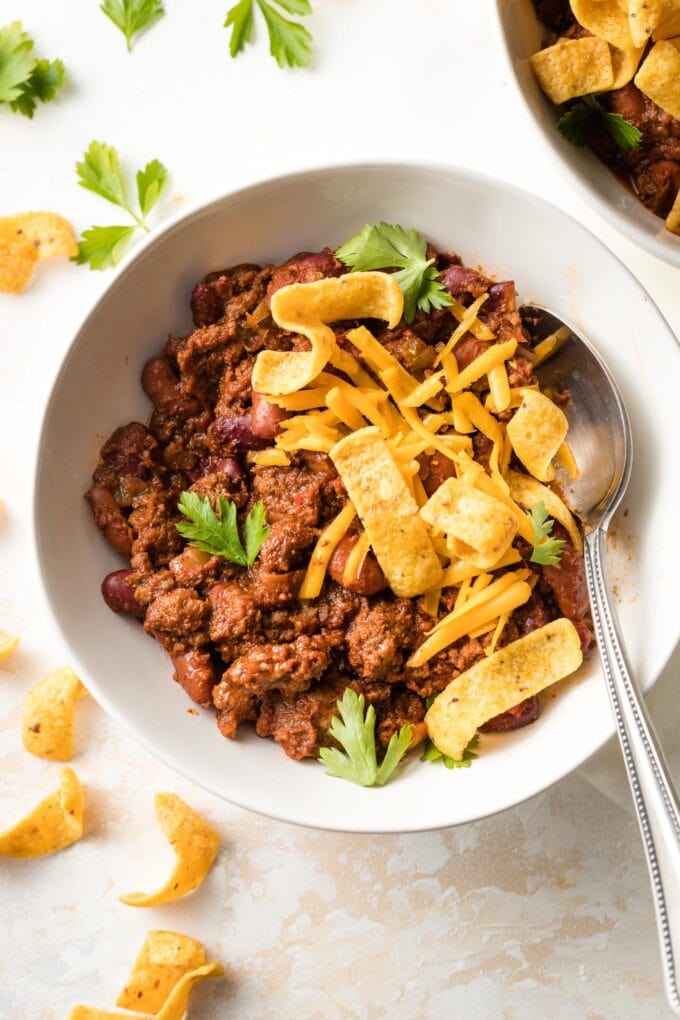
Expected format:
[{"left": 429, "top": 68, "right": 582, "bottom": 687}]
[{"left": 522, "top": 304, "right": 680, "bottom": 1014}]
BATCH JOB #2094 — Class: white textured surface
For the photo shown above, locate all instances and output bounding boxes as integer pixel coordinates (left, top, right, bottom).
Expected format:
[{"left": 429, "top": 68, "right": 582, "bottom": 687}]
[{"left": 1, "top": 0, "right": 679, "bottom": 1016}]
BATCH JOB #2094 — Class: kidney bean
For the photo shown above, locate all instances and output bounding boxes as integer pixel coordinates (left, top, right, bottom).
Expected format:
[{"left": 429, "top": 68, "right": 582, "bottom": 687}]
[
  {"left": 251, "top": 391, "right": 290, "bottom": 440},
  {"left": 439, "top": 264, "right": 491, "bottom": 299},
  {"left": 101, "top": 569, "right": 145, "bottom": 619},
  {"left": 101, "top": 422, "right": 154, "bottom": 480},
  {"left": 190, "top": 281, "right": 221, "bottom": 326},
  {"left": 418, "top": 452, "right": 456, "bottom": 497},
  {"left": 485, "top": 281, "right": 517, "bottom": 314},
  {"left": 251, "top": 568, "right": 306, "bottom": 607},
  {"left": 266, "top": 249, "right": 344, "bottom": 301},
  {"left": 329, "top": 534, "right": 387, "bottom": 596},
  {"left": 172, "top": 648, "right": 216, "bottom": 708},
  {"left": 86, "top": 485, "right": 132, "bottom": 557},
  {"left": 141, "top": 357, "right": 201, "bottom": 417},
  {"left": 210, "top": 413, "right": 268, "bottom": 451},
  {"left": 480, "top": 696, "right": 540, "bottom": 732},
  {"left": 185, "top": 455, "right": 245, "bottom": 484}
]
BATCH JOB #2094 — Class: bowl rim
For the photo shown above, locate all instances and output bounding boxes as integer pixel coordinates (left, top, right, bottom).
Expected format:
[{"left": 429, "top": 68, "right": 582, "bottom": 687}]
[
  {"left": 492, "top": 0, "right": 680, "bottom": 269},
  {"left": 31, "top": 159, "right": 680, "bottom": 832}
]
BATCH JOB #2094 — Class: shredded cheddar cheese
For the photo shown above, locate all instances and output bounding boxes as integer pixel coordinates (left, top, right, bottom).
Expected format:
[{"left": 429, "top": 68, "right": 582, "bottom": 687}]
[{"left": 299, "top": 503, "right": 357, "bottom": 599}]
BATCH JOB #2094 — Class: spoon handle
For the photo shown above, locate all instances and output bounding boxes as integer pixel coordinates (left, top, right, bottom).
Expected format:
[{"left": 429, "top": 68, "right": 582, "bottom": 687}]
[{"left": 585, "top": 527, "right": 680, "bottom": 1014}]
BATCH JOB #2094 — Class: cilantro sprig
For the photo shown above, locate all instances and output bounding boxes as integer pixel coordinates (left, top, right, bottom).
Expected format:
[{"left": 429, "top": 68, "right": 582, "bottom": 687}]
[
  {"left": 74, "top": 142, "right": 169, "bottom": 270},
  {"left": 527, "top": 501, "right": 565, "bottom": 566},
  {"left": 0, "top": 22, "right": 65, "bottom": 118},
  {"left": 100, "top": 0, "right": 165, "bottom": 52},
  {"left": 557, "top": 96, "right": 642, "bottom": 152},
  {"left": 319, "top": 688, "right": 412, "bottom": 787},
  {"left": 176, "top": 492, "right": 269, "bottom": 567},
  {"left": 336, "top": 223, "right": 452, "bottom": 324},
  {"left": 225, "top": 0, "right": 313, "bottom": 69}
]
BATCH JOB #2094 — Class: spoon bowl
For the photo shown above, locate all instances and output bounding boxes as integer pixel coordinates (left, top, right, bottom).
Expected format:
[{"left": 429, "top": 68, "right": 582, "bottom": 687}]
[{"left": 521, "top": 304, "right": 632, "bottom": 531}]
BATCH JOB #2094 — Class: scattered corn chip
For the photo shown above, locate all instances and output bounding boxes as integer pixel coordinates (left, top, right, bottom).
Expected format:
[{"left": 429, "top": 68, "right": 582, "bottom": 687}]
[
  {"left": 119, "top": 793, "right": 219, "bottom": 907},
  {"left": 529, "top": 37, "right": 614, "bottom": 104},
  {"left": 0, "top": 767, "right": 84, "bottom": 858},
  {"left": 0, "top": 212, "right": 77, "bottom": 294},
  {"left": 156, "top": 962, "right": 224, "bottom": 1020},
  {"left": 571, "top": 0, "right": 635, "bottom": 48},
  {"left": 506, "top": 388, "right": 568, "bottom": 482},
  {"left": 330, "top": 426, "right": 443, "bottom": 597},
  {"left": 420, "top": 478, "right": 518, "bottom": 570},
  {"left": 21, "top": 666, "right": 88, "bottom": 761},
  {"left": 635, "top": 40, "right": 680, "bottom": 119},
  {"left": 252, "top": 272, "right": 403, "bottom": 395},
  {"left": 117, "top": 931, "right": 206, "bottom": 1013},
  {"left": 426, "top": 618, "right": 583, "bottom": 760},
  {"left": 0, "top": 631, "right": 20, "bottom": 662}
]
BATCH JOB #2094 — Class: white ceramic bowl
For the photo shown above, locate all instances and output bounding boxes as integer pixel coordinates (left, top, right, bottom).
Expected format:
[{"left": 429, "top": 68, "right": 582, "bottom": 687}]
[
  {"left": 495, "top": 0, "right": 680, "bottom": 268},
  {"left": 33, "top": 163, "right": 680, "bottom": 832}
]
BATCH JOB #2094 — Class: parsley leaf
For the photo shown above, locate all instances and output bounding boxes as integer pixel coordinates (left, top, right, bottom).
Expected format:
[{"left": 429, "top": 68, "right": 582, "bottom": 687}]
[
  {"left": 242, "top": 499, "right": 270, "bottom": 567},
  {"left": 527, "top": 501, "right": 565, "bottom": 566},
  {"left": 421, "top": 734, "right": 479, "bottom": 769},
  {"left": 225, "top": 0, "right": 255, "bottom": 57},
  {"left": 224, "top": 0, "right": 313, "bottom": 69},
  {"left": 100, "top": 0, "right": 165, "bottom": 52},
  {"left": 136, "top": 158, "right": 168, "bottom": 218},
  {"left": 77, "top": 141, "right": 131, "bottom": 210},
  {"left": 336, "top": 222, "right": 452, "bottom": 323},
  {"left": 319, "top": 688, "right": 412, "bottom": 787},
  {"left": 176, "top": 492, "right": 269, "bottom": 566},
  {"left": 557, "top": 95, "right": 642, "bottom": 153},
  {"left": 0, "top": 22, "right": 65, "bottom": 117},
  {"left": 74, "top": 141, "right": 169, "bottom": 270},
  {"left": 73, "top": 224, "right": 137, "bottom": 270}
]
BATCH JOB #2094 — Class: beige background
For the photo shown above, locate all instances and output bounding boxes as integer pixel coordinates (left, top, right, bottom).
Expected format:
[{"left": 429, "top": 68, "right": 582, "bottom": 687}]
[{"left": 1, "top": 0, "right": 680, "bottom": 1016}]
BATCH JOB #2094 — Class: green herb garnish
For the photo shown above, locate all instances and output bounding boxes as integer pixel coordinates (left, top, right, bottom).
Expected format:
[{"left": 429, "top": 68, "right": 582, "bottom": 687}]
[
  {"left": 176, "top": 492, "right": 269, "bottom": 566},
  {"left": 421, "top": 695, "right": 479, "bottom": 768},
  {"left": 74, "top": 142, "right": 169, "bottom": 269},
  {"left": 336, "top": 222, "right": 452, "bottom": 324},
  {"left": 421, "top": 733, "right": 479, "bottom": 769},
  {"left": 100, "top": 0, "right": 165, "bottom": 52},
  {"left": 319, "top": 688, "right": 412, "bottom": 787},
  {"left": 0, "top": 22, "right": 65, "bottom": 118},
  {"left": 527, "top": 501, "right": 565, "bottom": 566},
  {"left": 225, "top": 0, "right": 313, "bottom": 68},
  {"left": 557, "top": 95, "right": 642, "bottom": 152}
]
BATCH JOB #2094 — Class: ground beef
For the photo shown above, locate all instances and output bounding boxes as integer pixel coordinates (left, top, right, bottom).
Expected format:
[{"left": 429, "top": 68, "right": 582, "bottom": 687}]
[
  {"left": 87, "top": 243, "right": 590, "bottom": 760},
  {"left": 345, "top": 599, "right": 416, "bottom": 682},
  {"left": 214, "top": 634, "right": 331, "bottom": 698}
]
